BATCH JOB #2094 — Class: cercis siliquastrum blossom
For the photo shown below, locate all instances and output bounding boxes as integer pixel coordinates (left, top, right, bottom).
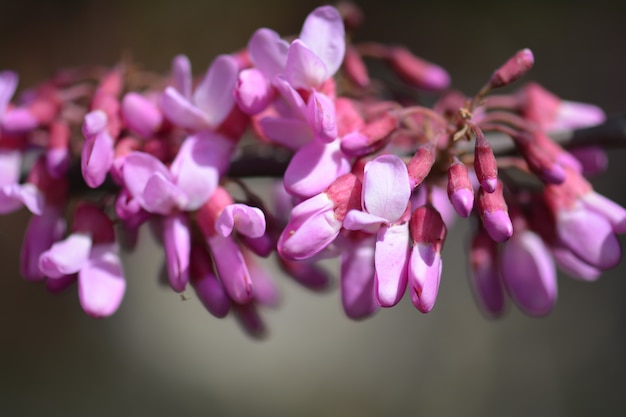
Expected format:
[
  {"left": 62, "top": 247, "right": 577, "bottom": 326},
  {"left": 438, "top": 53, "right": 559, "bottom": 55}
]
[{"left": 2, "top": 3, "right": 625, "bottom": 335}]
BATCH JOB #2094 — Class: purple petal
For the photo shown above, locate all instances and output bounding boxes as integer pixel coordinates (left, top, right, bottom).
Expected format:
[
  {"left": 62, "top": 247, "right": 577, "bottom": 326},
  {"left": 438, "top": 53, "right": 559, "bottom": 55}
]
[
  {"left": 362, "top": 154, "right": 410, "bottom": 222},
  {"left": 39, "top": 233, "right": 92, "bottom": 278},
  {"left": 468, "top": 233, "right": 506, "bottom": 317},
  {"left": 551, "top": 245, "right": 601, "bottom": 282},
  {"left": 192, "top": 55, "right": 238, "bottom": 127},
  {"left": 272, "top": 75, "right": 308, "bottom": 117},
  {"left": 247, "top": 255, "right": 280, "bottom": 307},
  {"left": 340, "top": 235, "right": 379, "bottom": 319},
  {"left": 160, "top": 86, "right": 211, "bottom": 131},
  {"left": 557, "top": 205, "right": 621, "bottom": 269},
  {"left": 248, "top": 28, "right": 289, "bottom": 79},
  {"left": 172, "top": 54, "right": 192, "bottom": 99},
  {"left": 374, "top": 223, "right": 409, "bottom": 307},
  {"left": 285, "top": 40, "right": 328, "bottom": 89},
  {"left": 500, "top": 230, "right": 557, "bottom": 316},
  {"left": 283, "top": 139, "right": 351, "bottom": 199},
  {"left": 482, "top": 210, "right": 513, "bottom": 242},
  {"left": 215, "top": 204, "right": 266, "bottom": 238},
  {"left": 20, "top": 206, "right": 66, "bottom": 281},
  {"left": 162, "top": 214, "right": 190, "bottom": 292},
  {"left": 207, "top": 234, "right": 254, "bottom": 304},
  {"left": 408, "top": 243, "right": 442, "bottom": 313},
  {"left": 78, "top": 244, "right": 126, "bottom": 318},
  {"left": 307, "top": 91, "right": 337, "bottom": 142},
  {"left": 192, "top": 270, "right": 231, "bottom": 318},
  {"left": 81, "top": 130, "right": 114, "bottom": 188},
  {"left": 298, "top": 5, "right": 346, "bottom": 77},
  {"left": 0, "top": 70, "right": 18, "bottom": 116},
  {"left": 170, "top": 132, "right": 234, "bottom": 211},
  {"left": 82, "top": 110, "right": 108, "bottom": 138},
  {"left": 450, "top": 188, "right": 474, "bottom": 218},
  {"left": 581, "top": 191, "right": 626, "bottom": 233}
]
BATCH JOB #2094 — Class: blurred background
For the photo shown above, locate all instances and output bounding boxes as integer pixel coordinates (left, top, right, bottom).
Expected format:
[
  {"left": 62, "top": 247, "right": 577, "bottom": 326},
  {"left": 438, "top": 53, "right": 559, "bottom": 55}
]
[{"left": 1, "top": 0, "right": 625, "bottom": 416}]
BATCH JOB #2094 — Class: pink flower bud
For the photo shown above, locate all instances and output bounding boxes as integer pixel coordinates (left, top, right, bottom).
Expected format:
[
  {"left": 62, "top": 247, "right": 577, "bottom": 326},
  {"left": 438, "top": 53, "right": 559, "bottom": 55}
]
[
  {"left": 407, "top": 142, "right": 436, "bottom": 189},
  {"left": 387, "top": 47, "right": 450, "bottom": 91},
  {"left": 343, "top": 45, "right": 370, "bottom": 88},
  {"left": 340, "top": 113, "right": 397, "bottom": 157},
  {"left": 447, "top": 160, "right": 474, "bottom": 217},
  {"left": 473, "top": 131, "right": 498, "bottom": 193},
  {"left": 488, "top": 48, "right": 534, "bottom": 89},
  {"left": 477, "top": 181, "right": 513, "bottom": 242},
  {"left": 121, "top": 92, "right": 163, "bottom": 138}
]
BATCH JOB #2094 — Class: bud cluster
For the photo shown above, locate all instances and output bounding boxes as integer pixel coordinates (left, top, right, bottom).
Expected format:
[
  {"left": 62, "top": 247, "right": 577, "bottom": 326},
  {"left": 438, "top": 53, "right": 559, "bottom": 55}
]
[{"left": 1, "top": 2, "right": 622, "bottom": 335}]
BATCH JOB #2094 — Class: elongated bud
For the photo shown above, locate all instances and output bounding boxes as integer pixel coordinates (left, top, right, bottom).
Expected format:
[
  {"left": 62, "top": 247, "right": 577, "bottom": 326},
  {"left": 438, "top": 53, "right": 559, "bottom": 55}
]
[
  {"left": 469, "top": 227, "right": 505, "bottom": 317},
  {"left": 190, "top": 243, "right": 230, "bottom": 318},
  {"left": 477, "top": 181, "right": 513, "bottom": 242},
  {"left": 513, "top": 132, "right": 566, "bottom": 184},
  {"left": 408, "top": 205, "right": 446, "bottom": 313},
  {"left": 387, "top": 47, "right": 450, "bottom": 91},
  {"left": 447, "top": 159, "right": 474, "bottom": 217},
  {"left": 473, "top": 128, "right": 498, "bottom": 192},
  {"left": 488, "top": 48, "right": 534, "bottom": 89},
  {"left": 344, "top": 45, "right": 370, "bottom": 88},
  {"left": 407, "top": 142, "right": 436, "bottom": 189},
  {"left": 340, "top": 113, "right": 397, "bottom": 157}
]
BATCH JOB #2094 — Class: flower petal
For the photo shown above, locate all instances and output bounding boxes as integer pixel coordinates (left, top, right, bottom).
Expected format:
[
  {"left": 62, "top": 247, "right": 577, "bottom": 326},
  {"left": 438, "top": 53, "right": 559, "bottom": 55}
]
[
  {"left": 285, "top": 40, "right": 328, "bottom": 89},
  {"left": 0, "top": 70, "right": 18, "bottom": 116},
  {"left": 298, "top": 5, "right": 346, "bottom": 77},
  {"left": 408, "top": 242, "right": 442, "bottom": 313},
  {"left": 79, "top": 245, "right": 126, "bottom": 318},
  {"left": 122, "top": 152, "right": 172, "bottom": 208},
  {"left": 207, "top": 234, "right": 254, "bottom": 304},
  {"left": 374, "top": 223, "right": 409, "bottom": 307},
  {"left": 162, "top": 214, "right": 190, "bottom": 292},
  {"left": 172, "top": 54, "right": 193, "bottom": 99},
  {"left": 340, "top": 235, "right": 379, "bottom": 319},
  {"left": 248, "top": 28, "right": 289, "bottom": 79},
  {"left": 39, "top": 233, "right": 92, "bottom": 278},
  {"left": 192, "top": 55, "right": 238, "bottom": 127},
  {"left": 362, "top": 154, "right": 410, "bottom": 221},
  {"left": 160, "top": 86, "right": 211, "bottom": 131},
  {"left": 215, "top": 203, "right": 266, "bottom": 238}
]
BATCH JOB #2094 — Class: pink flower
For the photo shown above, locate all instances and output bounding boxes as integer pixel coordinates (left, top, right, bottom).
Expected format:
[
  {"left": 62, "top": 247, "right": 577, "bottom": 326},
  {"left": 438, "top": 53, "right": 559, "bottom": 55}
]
[
  {"left": 343, "top": 154, "right": 412, "bottom": 307},
  {"left": 161, "top": 54, "right": 238, "bottom": 132}
]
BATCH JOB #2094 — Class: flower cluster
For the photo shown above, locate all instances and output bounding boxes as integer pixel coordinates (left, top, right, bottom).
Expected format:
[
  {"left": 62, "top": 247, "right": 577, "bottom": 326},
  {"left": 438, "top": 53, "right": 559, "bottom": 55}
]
[{"left": 2, "top": 2, "right": 623, "bottom": 335}]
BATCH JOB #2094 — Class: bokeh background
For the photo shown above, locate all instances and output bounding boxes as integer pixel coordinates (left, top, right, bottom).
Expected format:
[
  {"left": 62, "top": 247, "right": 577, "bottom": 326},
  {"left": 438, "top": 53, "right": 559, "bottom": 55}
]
[{"left": 1, "top": 0, "right": 625, "bottom": 416}]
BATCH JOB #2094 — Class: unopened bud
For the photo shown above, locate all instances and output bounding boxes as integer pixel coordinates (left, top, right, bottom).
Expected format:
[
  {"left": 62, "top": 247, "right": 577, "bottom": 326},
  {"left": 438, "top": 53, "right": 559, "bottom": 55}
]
[
  {"left": 488, "top": 48, "right": 534, "bottom": 89},
  {"left": 447, "top": 160, "right": 474, "bottom": 217},
  {"left": 387, "top": 47, "right": 450, "bottom": 91}
]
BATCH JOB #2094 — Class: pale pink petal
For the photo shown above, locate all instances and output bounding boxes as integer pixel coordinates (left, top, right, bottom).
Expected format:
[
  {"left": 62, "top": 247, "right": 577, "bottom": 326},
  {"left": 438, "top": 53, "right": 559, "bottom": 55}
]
[
  {"left": 82, "top": 110, "right": 107, "bottom": 138},
  {"left": 1, "top": 108, "right": 38, "bottom": 133},
  {"left": 362, "top": 154, "right": 410, "bottom": 222},
  {"left": 142, "top": 172, "right": 188, "bottom": 215},
  {"left": 0, "top": 183, "right": 44, "bottom": 215},
  {"left": 39, "top": 233, "right": 92, "bottom": 278},
  {"left": 482, "top": 209, "right": 514, "bottom": 243},
  {"left": 215, "top": 203, "right": 266, "bottom": 238},
  {"left": 374, "top": 223, "right": 409, "bottom": 307},
  {"left": 283, "top": 139, "right": 351, "bottom": 199},
  {"left": 81, "top": 131, "right": 114, "bottom": 188},
  {"left": 170, "top": 132, "right": 234, "bottom": 211},
  {"left": 162, "top": 214, "right": 190, "bottom": 292},
  {"left": 408, "top": 243, "right": 442, "bottom": 313},
  {"left": 172, "top": 54, "right": 192, "bottom": 99},
  {"left": 272, "top": 75, "right": 308, "bottom": 117},
  {"left": 192, "top": 55, "right": 238, "bottom": 127},
  {"left": 278, "top": 194, "right": 342, "bottom": 261},
  {"left": 122, "top": 152, "right": 172, "bottom": 207},
  {"left": 235, "top": 68, "right": 274, "bottom": 115},
  {"left": 298, "top": 5, "right": 346, "bottom": 77},
  {"left": 0, "top": 70, "right": 18, "bottom": 115},
  {"left": 500, "top": 230, "right": 557, "bottom": 316},
  {"left": 79, "top": 245, "right": 126, "bottom": 318},
  {"left": 285, "top": 40, "right": 328, "bottom": 89},
  {"left": 307, "top": 91, "right": 337, "bottom": 142},
  {"left": 257, "top": 116, "right": 313, "bottom": 149},
  {"left": 246, "top": 255, "right": 280, "bottom": 307},
  {"left": 553, "top": 101, "right": 606, "bottom": 131},
  {"left": 207, "top": 234, "right": 254, "bottom": 304},
  {"left": 121, "top": 92, "right": 163, "bottom": 138},
  {"left": 343, "top": 209, "right": 389, "bottom": 234},
  {"left": 340, "top": 235, "right": 379, "bottom": 319},
  {"left": 160, "top": 86, "right": 211, "bottom": 131},
  {"left": 581, "top": 191, "right": 626, "bottom": 233},
  {"left": 0, "top": 149, "right": 21, "bottom": 186},
  {"left": 248, "top": 28, "right": 289, "bottom": 79}
]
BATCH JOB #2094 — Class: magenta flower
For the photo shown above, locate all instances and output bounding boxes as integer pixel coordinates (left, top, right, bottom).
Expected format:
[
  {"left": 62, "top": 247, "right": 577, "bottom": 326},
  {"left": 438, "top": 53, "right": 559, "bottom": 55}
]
[
  {"left": 38, "top": 203, "right": 126, "bottom": 318},
  {"left": 161, "top": 54, "right": 238, "bottom": 132}
]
